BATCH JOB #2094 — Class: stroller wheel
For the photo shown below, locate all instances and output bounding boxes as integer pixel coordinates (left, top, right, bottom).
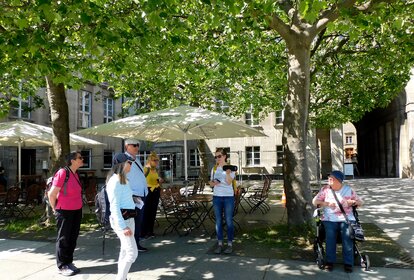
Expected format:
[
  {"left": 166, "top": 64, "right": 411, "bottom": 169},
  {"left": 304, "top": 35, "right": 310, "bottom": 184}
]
[
  {"left": 317, "top": 257, "right": 324, "bottom": 269},
  {"left": 361, "top": 254, "right": 370, "bottom": 271}
]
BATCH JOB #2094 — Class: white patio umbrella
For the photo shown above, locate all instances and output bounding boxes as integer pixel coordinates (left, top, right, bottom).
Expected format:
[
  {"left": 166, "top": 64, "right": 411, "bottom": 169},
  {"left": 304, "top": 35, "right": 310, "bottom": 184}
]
[
  {"left": 0, "top": 120, "right": 105, "bottom": 184},
  {"left": 77, "top": 105, "right": 267, "bottom": 180}
]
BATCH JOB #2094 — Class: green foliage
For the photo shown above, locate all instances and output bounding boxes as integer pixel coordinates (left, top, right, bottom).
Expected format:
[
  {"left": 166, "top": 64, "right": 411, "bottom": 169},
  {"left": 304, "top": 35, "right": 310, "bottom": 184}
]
[{"left": 1, "top": 0, "right": 413, "bottom": 124}]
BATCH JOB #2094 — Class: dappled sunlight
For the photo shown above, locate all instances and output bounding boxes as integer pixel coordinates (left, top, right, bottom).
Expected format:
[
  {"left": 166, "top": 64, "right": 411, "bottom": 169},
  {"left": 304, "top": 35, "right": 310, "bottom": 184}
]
[
  {"left": 176, "top": 255, "right": 197, "bottom": 262},
  {"left": 151, "top": 239, "right": 177, "bottom": 247}
]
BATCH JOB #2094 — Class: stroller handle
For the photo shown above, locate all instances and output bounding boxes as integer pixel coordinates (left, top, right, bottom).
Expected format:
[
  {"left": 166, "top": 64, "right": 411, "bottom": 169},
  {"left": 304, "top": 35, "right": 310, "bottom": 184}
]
[{"left": 313, "top": 207, "right": 323, "bottom": 218}]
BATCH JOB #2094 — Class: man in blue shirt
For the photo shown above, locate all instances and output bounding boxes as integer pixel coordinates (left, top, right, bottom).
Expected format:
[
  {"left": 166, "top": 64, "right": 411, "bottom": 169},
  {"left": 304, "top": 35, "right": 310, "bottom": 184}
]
[{"left": 124, "top": 138, "right": 149, "bottom": 252}]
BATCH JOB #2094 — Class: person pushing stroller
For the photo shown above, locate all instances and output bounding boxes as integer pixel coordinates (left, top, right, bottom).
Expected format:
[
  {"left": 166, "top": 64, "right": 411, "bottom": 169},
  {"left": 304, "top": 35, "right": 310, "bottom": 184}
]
[{"left": 312, "top": 170, "right": 363, "bottom": 273}]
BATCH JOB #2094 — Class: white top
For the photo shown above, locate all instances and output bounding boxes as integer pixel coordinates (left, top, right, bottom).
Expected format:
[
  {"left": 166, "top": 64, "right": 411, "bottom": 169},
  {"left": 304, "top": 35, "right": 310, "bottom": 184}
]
[
  {"left": 210, "top": 166, "right": 235, "bottom": 197},
  {"left": 106, "top": 175, "right": 135, "bottom": 231}
]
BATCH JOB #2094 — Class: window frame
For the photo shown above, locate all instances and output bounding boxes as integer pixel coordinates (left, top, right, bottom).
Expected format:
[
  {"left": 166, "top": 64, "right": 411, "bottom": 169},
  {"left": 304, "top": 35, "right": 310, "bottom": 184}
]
[
  {"left": 79, "top": 90, "right": 92, "bottom": 128},
  {"left": 79, "top": 149, "right": 92, "bottom": 169},
  {"left": 245, "top": 146, "right": 260, "bottom": 166},
  {"left": 189, "top": 149, "right": 201, "bottom": 167},
  {"left": 103, "top": 150, "right": 114, "bottom": 169},
  {"left": 10, "top": 95, "right": 31, "bottom": 119},
  {"left": 103, "top": 97, "right": 114, "bottom": 123}
]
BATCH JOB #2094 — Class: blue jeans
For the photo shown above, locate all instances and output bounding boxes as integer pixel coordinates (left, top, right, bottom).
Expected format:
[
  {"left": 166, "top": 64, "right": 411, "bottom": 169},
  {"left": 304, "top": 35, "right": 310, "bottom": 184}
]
[
  {"left": 323, "top": 221, "right": 354, "bottom": 266},
  {"left": 213, "top": 196, "right": 235, "bottom": 242}
]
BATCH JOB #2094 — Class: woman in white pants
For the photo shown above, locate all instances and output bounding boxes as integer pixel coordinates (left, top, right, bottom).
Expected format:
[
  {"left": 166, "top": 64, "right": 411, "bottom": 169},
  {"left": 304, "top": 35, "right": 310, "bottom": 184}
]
[{"left": 106, "top": 153, "right": 138, "bottom": 280}]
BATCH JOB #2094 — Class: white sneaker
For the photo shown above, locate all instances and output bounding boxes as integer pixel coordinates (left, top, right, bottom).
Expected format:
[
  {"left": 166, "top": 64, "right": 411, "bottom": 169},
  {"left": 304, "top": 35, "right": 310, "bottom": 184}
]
[
  {"left": 58, "top": 265, "right": 76, "bottom": 276},
  {"left": 67, "top": 263, "right": 80, "bottom": 274}
]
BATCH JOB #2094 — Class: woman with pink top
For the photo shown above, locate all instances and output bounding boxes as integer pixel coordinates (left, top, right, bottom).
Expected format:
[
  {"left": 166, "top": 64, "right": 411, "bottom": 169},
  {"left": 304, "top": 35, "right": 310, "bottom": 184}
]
[{"left": 48, "top": 151, "right": 84, "bottom": 276}]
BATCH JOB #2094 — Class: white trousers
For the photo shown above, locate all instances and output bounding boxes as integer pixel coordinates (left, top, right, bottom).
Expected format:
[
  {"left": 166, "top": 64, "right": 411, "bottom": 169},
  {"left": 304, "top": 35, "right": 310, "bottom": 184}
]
[{"left": 114, "top": 218, "right": 138, "bottom": 280}]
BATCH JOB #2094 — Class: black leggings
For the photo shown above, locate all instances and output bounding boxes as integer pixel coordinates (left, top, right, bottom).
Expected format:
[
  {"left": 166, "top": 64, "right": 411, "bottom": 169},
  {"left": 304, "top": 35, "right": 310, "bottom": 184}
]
[{"left": 142, "top": 188, "right": 160, "bottom": 236}]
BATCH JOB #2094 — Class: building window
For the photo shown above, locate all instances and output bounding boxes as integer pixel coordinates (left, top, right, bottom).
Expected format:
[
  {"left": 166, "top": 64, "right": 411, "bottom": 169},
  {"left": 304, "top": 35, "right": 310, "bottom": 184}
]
[
  {"left": 345, "top": 135, "right": 353, "bottom": 144},
  {"left": 103, "top": 150, "right": 114, "bottom": 169},
  {"left": 103, "top": 97, "right": 114, "bottom": 123},
  {"left": 80, "top": 150, "right": 91, "bottom": 169},
  {"left": 275, "top": 110, "right": 284, "bottom": 125},
  {"left": 276, "top": 145, "right": 283, "bottom": 165},
  {"left": 189, "top": 149, "right": 200, "bottom": 167},
  {"left": 215, "top": 99, "right": 230, "bottom": 113},
  {"left": 10, "top": 95, "right": 30, "bottom": 119},
  {"left": 246, "top": 146, "right": 260, "bottom": 166},
  {"left": 79, "top": 90, "right": 91, "bottom": 128},
  {"left": 245, "top": 105, "right": 259, "bottom": 126}
]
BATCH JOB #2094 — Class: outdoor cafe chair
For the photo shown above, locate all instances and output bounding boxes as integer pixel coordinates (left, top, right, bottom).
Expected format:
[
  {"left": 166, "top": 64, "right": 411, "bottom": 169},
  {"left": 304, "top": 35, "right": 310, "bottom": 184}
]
[
  {"left": 19, "top": 184, "right": 40, "bottom": 218},
  {"left": 244, "top": 177, "right": 272, "bottom": 214},
  {"left": 159, "top": 187, "right": 196, "bottom": 236},
  {"left": 0, "top": 186, "right": 23, "bottom": 218}
]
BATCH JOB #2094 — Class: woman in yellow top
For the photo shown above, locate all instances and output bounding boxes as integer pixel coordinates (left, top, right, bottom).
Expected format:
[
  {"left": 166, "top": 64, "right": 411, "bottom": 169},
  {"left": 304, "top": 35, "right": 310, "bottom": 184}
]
[{"left": 141, "top": 151, "right": 164, "bottom": 239}]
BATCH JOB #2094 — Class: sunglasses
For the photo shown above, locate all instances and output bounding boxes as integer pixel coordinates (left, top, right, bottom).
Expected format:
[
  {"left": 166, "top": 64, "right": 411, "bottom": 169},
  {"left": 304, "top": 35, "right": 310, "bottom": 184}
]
[
  {"left": 129, "top": 144, "right": 139, "bottom": 148},
  {"left": 76, "top": 156, "right": 84, "bottom": 160},
  {"left": 214, "top": 155, "right": 223, "bottom": 159}
]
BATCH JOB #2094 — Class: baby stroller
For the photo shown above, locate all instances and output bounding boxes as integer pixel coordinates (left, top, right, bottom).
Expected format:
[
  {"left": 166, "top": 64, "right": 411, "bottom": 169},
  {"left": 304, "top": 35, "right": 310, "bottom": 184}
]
[{"left": 313, "top": 206, "right": 370, "bottom": 271}]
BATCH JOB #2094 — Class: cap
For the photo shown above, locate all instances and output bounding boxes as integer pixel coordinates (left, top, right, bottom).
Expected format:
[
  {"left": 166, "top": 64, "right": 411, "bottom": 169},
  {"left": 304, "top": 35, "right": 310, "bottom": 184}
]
[
  {"left": 329, "top": 170, "right": 344, "bottom": 183},
  {"left": 112, "top": 153, "right": 131, "bottom": 165},
  {"left": 125, "top": 138, "right": 140, "bottom": 145}
]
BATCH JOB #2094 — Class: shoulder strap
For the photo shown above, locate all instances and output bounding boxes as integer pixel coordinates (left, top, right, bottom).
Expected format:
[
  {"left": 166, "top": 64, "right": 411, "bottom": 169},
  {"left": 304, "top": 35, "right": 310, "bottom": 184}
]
[
  {"left": 134, "top": 161, "right": 144, "bottom": 173},
  {"left": 63, "top": 166, "right": 70, "bottom": 196},
  {"left": 331, "top": 188, "right": 350, "bottom": 224}
]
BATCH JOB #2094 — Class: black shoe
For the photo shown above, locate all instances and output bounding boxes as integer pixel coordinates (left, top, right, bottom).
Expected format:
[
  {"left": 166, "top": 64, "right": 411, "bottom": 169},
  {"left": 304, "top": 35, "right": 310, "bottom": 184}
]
[
  {"left": 344, "top": 264, "right": 353, "bottom": 273},
  {"left": 138, "top": 245, "right": 148, "bottom": 252},
  {"left": 324, "top": 262, "right": 333, "bottom": 271}
]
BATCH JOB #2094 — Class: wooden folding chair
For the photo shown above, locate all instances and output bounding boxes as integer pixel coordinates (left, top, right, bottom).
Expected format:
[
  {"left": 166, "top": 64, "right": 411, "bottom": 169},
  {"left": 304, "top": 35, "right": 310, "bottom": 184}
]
[
  {"left": 159, "top": 187, "right": 195, "bottom": 236},
  {"left": 19, "top": 184, "right": 40, "bottom": 217},
  {"left": 247, "top": 177, "right": 272, "bottom": 214},
  {"left": 0, "top": 186, "right": 22, "bottom": 218}
]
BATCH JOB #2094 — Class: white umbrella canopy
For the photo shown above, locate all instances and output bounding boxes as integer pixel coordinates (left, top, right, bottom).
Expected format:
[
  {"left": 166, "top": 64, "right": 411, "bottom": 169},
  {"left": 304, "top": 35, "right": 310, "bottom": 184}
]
[
  {"left": 77, "top": 105, "right": 267, "bottom": 180},
  {"left": 0, "top": 120, "right": 105, "bottom": 183}
]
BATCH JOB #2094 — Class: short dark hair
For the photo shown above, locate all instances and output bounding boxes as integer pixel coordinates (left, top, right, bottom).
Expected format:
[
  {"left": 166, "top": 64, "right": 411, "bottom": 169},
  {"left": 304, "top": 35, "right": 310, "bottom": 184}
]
[{"left": 66, "top": 151, "right": 80, "bottom": 166}]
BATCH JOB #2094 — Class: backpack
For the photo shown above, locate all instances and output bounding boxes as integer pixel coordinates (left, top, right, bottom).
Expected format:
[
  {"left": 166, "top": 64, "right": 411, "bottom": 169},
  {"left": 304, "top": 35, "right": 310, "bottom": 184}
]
[
  {"left": 94, "top": 184, "right": 112, "bottom": 255},
  {"left": 95, "top": 185, "right": 111, "bottom": 230},
  {"left": 44, "top": 166, "right": 70, "bottom": 205}
]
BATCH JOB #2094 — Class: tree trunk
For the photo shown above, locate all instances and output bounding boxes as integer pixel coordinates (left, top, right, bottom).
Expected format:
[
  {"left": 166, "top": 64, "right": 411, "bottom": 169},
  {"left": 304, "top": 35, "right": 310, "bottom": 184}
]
[
  {"left": 45, "top": 76, "right": 71, "bottom": 172},
  {"left": 197, "top": 139, "right": 210, "bottom": 183},
  {"left": 42, "top": 77, "right": 70, "bottom": 225},
  {"left": 282, "top": 38, "right": 313, "bottom": 225}
]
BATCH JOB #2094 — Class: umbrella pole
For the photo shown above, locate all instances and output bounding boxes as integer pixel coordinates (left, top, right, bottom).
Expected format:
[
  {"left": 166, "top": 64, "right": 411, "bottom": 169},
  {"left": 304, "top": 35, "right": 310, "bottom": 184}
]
[
  {"left": 18, "top": 140, "right": 22, "bottom": 186},
  {"left": 184, "top": 133, "right": 189, "bottom": 197},
  {"left": 184, "top": 133, "right": 188, "bottom": 181}
]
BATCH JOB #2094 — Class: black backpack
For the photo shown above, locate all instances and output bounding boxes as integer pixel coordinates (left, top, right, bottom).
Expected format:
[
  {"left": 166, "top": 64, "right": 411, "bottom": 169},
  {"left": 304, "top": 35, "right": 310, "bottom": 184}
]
[
  {"left": 44, "top": 166, "right": 70, "bottom": 205},
  {"left": 95, "top": 185, "right": 111, "bottom": 229},
  {"left": 95, "top": 185, "right": 112, "bottom": 254}
]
